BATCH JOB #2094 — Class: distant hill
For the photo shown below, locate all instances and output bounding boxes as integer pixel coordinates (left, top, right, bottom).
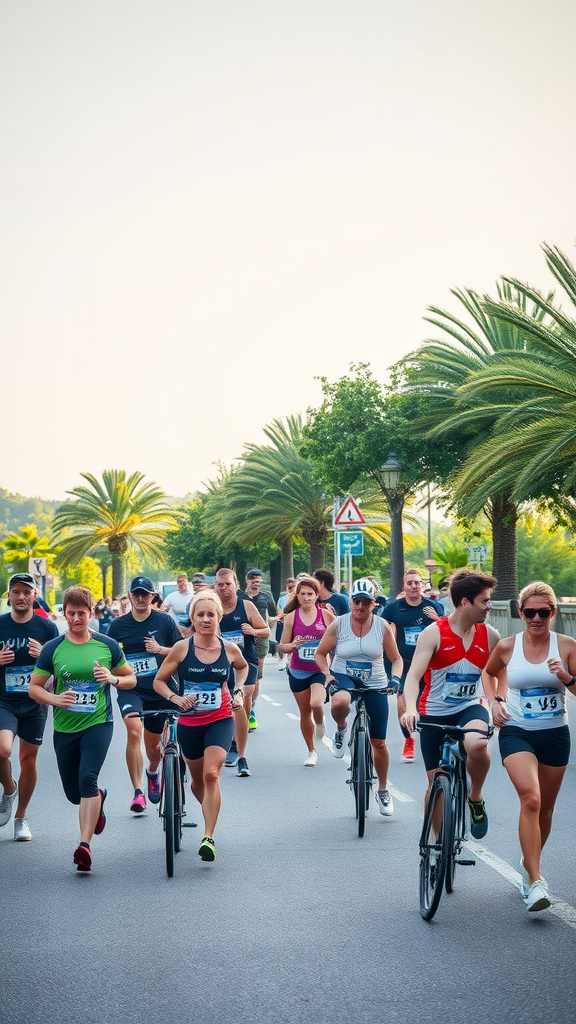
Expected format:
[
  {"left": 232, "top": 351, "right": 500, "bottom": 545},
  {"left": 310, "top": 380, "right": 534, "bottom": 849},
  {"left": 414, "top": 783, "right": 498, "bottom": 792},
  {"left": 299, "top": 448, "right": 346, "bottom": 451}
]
[{"left": 0, "top": 489, "right": 62, "bottom": 541}]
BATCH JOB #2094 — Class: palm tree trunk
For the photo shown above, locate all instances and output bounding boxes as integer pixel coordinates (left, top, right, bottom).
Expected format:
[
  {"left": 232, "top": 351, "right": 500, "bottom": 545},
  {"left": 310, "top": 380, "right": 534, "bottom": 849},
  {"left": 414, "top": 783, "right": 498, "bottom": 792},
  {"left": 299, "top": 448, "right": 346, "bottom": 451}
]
[
  {"left": 280, "top": 537, "right": 294, "bottom": 586},
  {"left": 111, "top": 554, "right": 124, "bottom": 598},
  {"left": 309, "top": 542, "right": 325, "bottom": 573},
  {"left": 489, "top": 493, "right": 518, "bottom": 600}
]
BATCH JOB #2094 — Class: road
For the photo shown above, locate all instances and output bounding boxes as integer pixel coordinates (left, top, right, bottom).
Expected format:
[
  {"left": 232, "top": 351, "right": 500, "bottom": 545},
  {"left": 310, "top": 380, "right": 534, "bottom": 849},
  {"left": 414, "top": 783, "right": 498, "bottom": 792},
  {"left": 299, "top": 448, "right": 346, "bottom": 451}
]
[{"left": 2, "top": 657, "right": 576, "bottom": 1024}]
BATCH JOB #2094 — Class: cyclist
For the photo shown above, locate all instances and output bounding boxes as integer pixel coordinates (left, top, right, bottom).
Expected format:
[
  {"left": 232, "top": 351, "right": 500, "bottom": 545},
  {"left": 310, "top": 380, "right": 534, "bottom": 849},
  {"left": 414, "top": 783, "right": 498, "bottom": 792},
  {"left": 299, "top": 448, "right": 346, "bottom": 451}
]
[
  {"left": 485, "top": 581, "right": 576, "bottom": 912},
  {"left": 401, "top": 568, "right": 499, "bottom": 838},
  {"left": 314, "top": 577, "right": 403, "bottom": 815},
  {"left": 28, "top": 586, "right": 136, "bottom": 872},
  {"left": 153, "top": 590, "right": 248, "bottom": 862}
]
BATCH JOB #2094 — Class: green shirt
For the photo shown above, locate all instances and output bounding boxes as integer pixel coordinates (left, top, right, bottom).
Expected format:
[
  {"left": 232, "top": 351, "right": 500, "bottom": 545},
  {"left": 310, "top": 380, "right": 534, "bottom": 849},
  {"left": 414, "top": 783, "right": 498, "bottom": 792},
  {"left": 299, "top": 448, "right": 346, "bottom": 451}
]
[{"left": 33, "top": 632, "right": 126, "bottom": 734}]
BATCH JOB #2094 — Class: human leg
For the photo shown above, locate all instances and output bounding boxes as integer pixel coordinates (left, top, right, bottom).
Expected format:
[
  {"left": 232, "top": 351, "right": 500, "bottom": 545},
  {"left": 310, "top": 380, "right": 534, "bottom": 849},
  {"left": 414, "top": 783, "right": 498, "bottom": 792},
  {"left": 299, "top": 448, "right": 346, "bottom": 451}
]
[{"left": 292, "top": 687, "right": 315, "bottom": 752}]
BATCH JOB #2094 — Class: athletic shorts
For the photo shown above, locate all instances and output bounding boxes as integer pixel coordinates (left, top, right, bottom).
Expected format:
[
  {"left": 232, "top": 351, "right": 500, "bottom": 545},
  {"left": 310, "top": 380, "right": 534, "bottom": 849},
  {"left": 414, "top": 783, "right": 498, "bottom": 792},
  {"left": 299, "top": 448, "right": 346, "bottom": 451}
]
[
  {"left": 177, "top": 717, "right": 235, "bottom": 761},
  {"left": 0, "top": 700, "right": 48, "bottom": 746},
  {"left": 288, "top": 670, "right": 326, "bottom": 694},
  {"left": 419, "top": 704, "right": 490, "bottom": 772},
  {"left": 254, "top": 636, "right": 269, "bottom": 661},
  {"left": 330, "top": 672, "right": 389, "bottom": 741},
  {"left": 53, "top": 722, "right": 113, "bottom": 802},
  {"left": 116, "top": 690, "right": 176, "bottom": 733},
  {"left": 499, "top": 724, "right": 570, "bottom": 768},
  {"left": 227, "top": 663, "right": 257, "bottom": 693}
]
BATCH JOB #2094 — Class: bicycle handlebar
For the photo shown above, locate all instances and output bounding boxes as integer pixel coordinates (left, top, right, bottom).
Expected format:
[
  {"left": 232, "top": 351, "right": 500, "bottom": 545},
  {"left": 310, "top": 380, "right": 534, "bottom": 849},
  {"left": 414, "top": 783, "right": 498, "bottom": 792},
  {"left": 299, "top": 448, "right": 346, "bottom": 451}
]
[
  {"left": 329, "top": 684, "right": 397, "bottom": 698},
  {"left": 416, "top": 722, "right": 494, "bottom": 740},
  {"left": 126, "top": 708, "right": 188, "bottom": 720}
]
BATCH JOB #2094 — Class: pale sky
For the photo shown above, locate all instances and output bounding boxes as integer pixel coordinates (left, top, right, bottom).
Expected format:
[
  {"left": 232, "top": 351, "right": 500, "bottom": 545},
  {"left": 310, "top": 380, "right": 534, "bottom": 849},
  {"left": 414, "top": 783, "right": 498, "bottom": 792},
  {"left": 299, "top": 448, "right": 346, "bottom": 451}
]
[{"left": 2, "top": 0, "right": 575, "bottom": 501}]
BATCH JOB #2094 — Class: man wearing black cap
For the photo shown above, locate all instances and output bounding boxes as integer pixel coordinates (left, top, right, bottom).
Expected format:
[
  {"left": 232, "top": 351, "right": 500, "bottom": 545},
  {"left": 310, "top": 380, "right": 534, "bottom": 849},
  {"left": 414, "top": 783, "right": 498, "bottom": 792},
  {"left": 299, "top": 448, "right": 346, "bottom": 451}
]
[
  {"left": 0, "top": 573, "right": 59, "bottom": 841},
  {"left": 107, "top": 576, "right": 182, "bottom": 813}
]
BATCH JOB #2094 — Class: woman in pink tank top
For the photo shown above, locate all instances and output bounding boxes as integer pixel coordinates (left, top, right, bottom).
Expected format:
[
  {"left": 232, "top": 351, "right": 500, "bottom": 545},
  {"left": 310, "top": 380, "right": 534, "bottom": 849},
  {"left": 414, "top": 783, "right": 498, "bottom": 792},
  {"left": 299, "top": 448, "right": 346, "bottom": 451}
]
[{"left": 278, "top": 576, "right": 334, "bottom": 766}]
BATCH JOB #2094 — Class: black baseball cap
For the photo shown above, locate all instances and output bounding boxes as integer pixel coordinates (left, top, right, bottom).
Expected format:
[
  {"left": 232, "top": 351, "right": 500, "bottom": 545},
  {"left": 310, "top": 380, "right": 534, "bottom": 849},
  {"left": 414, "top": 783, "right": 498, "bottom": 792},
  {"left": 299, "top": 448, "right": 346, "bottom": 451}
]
[
  {"left": 8, "top": 572, "right": 36, "bottom": 589},
  {"left": 246, "top": 568, "right": 263, "bottom": 578},
  {"left": 129, "top": 576, "right": 155, "bottom": 594}
]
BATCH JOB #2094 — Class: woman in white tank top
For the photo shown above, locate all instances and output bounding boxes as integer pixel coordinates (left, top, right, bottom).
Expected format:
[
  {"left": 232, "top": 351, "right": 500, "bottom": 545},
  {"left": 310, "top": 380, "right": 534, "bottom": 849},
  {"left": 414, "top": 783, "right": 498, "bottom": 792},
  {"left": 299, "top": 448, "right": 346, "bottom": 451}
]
[{"left": 485, "top": 581, "right": 576, "bottom": 913}]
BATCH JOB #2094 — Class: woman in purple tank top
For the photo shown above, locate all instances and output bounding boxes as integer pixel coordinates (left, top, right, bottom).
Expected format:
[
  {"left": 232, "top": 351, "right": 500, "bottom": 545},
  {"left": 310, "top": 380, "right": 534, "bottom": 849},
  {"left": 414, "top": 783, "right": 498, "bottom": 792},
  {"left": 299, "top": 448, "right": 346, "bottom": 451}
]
[{"left": 278, "top": 576, "right": 334, "bottom": 766}]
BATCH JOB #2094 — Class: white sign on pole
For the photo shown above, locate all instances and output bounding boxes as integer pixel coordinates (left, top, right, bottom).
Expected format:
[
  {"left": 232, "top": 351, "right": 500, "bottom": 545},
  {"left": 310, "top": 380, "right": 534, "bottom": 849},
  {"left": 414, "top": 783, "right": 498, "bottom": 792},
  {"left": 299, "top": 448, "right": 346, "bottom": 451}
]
[{"left": 29, "top": 557, "right": 47, "bottom": 576}]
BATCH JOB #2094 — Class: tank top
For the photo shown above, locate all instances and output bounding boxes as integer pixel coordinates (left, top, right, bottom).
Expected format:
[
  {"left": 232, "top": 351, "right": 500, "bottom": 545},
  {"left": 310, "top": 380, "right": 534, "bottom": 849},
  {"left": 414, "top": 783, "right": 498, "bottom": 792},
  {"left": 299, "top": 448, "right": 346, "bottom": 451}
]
[
  {"left": 332, "top": 614, "right": 387, "bottom": 686},
  {"left": 220, "top": 597, "right": 258, "bottom": 667},
  {"left": 177, "top": 637, "right": 232, "bottom": 726},
  {"left": 419, "top": 617, "right": 489, "bottom": 717},
  {"left": 290, "top": 605, "right": 327, "bottom": 674},
  {"left": 502, "top": 631, "right": 567, "bottom": 731}
]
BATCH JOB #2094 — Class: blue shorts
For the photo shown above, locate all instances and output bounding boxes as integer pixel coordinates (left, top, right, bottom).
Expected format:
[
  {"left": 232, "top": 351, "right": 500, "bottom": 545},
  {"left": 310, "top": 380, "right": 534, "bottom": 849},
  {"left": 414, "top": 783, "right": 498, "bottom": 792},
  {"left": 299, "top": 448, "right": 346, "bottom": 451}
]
[
  {"left": 330, "top": 672, "right": 389, "bottom": 741},
  {"left": 499, "top": 724, "right": 570, "bottom": 768},
  {"left": 0, "top": 700, "right": 48, "bottom": 746},
  {"left": 288, "top": 670, "right": 326, "bottom": 694}
]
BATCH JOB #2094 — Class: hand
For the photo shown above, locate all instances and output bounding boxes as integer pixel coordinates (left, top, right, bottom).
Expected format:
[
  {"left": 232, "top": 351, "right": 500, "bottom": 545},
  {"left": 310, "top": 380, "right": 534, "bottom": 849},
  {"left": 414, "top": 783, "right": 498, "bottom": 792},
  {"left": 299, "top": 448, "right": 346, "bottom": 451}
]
[
  {"left": 28, "top": 639, "right": 43, "bottom": 658},
  {"left": 176, "top": 693, "right": 197, "bottom": 711},
  {"left": 547, "top": 657, "right": 569, "bottom": 683},
  {"left": 93, "top": 661, "right": 113, "bottom": 685},
  {"left": 231, "top": 690, "right": 244, "bottom": 710},
  {"left": 423, "top": 606, "right": 440, "bottom": 620},
  {"left": 57, "top": 689, "right": 77, "bottom": 707},
  {"left": 0, "top": 648, "right": 15, "bottom": 665},
  {"left": 143, "top": 637, "right": 161, "bottom": 654},
  {"left": 491, "top": 701, "right": 511, "bottom": 727},
  {"left": 400, "top": 710, "right": 418, "bottom": 734},
  {"left": 241, "top": 623, "right": 255, "bottom": 636},
  {"left": 292, "top": 637, "right": 303, "bottom": 649}
]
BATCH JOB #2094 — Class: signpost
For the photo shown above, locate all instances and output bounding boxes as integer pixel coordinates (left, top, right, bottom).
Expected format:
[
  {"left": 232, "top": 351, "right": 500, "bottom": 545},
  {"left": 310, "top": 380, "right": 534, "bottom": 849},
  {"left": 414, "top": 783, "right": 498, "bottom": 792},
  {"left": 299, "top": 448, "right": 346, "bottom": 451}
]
[{"left": 333, "top": 496, "right": 368, "bottom": 592}]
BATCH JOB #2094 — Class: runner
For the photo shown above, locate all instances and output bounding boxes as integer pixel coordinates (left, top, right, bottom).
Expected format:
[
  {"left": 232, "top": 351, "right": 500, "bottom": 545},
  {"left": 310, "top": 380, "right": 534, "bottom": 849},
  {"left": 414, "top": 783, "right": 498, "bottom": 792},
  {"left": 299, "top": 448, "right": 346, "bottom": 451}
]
[
  {"left": 485, "top": 581, "right": 576, "bottom": 912},
  {"left": 401, "top": 568, "right": 500, "bottom": 838},
  {"left": 383, "top": 568, "right": 443, "bottom": 762},
  {"left": 215, "top": 569, "right": 268, "bottom": 776},
  {"left": 278, "top": 576, "right": 333, "bottom": 766},
  {"left": 107, "top": 576, "right": 182, "bottom": 814},
  {"left": 0, "top": 573, "right": 59, "bottom": 841},
  {"left": 313, "top": 568, "right": 349, "bottom": 616},
  {"left": 153, "top": 590, "right": 247, "bottom": 861},
  {"left": 237, "top": 568, "right": 276, "bottom": 730},
  {"left": 315, "top": 578, "right": 403, "bottom": 815},
  {"left": 162, "top": 575, "right": 192, "bottom": 634},
  {"left": 29, "top": 586, "right": 136, "bottom": 872}
]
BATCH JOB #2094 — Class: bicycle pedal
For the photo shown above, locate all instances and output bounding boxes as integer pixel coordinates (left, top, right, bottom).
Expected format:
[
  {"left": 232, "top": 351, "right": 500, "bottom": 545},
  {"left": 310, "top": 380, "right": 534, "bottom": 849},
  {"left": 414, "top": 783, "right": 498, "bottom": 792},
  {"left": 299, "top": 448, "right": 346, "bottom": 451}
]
[
  {"left": 183, "top": 821, "right": 198, "bottom": 828},
  {"left": 457, "top": 858, "right": 475, "bottom": 866}
]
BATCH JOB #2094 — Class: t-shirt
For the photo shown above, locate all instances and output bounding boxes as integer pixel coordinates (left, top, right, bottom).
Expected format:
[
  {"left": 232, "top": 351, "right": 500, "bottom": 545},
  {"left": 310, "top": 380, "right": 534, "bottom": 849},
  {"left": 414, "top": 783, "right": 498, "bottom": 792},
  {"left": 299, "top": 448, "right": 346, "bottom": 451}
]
[
  {"left": 323, "top": 591, "right": 349, "bottom": 616},
  {"left": 384, "top": 598, "right": 444, "bottom": 671},
  {"left": 238, "top": 589, "right": 276, "bottom": 624},
  {"left": 34, "top": 632, "right": 126, "bottom": 733},
  {"left": 163, "top": 590, "right": 192, "bottom": 626},
  {"left": 0, "top": 612, "right": 59, "bottom": 705},
  {"left": 107, "top": 610, "right": 181, "bottom": 698}
]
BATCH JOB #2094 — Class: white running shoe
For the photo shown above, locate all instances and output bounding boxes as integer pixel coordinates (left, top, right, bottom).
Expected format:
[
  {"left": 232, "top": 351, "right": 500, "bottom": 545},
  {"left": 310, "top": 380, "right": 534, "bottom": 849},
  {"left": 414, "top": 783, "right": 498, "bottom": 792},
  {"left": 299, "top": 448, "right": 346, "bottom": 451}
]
[
  {"left": 332, "top": 728, "right": 347, "bottom": 758},
  {"left": 0, "top": 781, "right": 18, "bottom": 828},
  {"left": 519, "top": 857, "right": 548, "bottom": 899},
  {"left": 14, "top": 817, "right": 32, "bottom": 842},
  {"left": 524, "top": 880, "right": 551, "bottom": 912},
  {"left": 304, "top": 750, "right": 318, "bottom": 767},
  {"left": 314, "top": 717, "right": 326, "bottom": 740},
  {"left": 278, "top": 662, "right": 286, "bottom": 671},
  {"left": 376, "top": 789, "right": 394, "bottom": 816}
]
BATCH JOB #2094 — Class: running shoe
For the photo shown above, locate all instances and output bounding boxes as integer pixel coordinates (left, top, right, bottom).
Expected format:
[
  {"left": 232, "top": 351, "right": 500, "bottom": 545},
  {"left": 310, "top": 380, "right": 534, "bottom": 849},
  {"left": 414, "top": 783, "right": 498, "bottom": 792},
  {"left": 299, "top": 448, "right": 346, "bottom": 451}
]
[
  {"left": 248, "top": 708, "right": 258, "bottom": 732},
  {"left": 130, "top": 791, "right": 146, "bottom": 813},
  {"left": 377, "top": 789, "right": 394, "bottom": 816},
  {"left": 73, "top": 843, "right": 92, "bottom": 872},
  {"left": 524, "top": 880, "right": 551, "bottom": 912},
  {"left": 199, "top": 836, "right": 216, "bottom": 861},
  {"left": 14, "top": 817, "right": 32, "bottom": 842},
  {"left": 519, "top": 858, "right": 548, "bottom": 899},
  {"left": 468, "top": 797, "right": 488, "bottom": 839},
  {"left": 402, "top": 736, "right": 415, "bottom": 761},
  {"left": 304, "top": 750, "right": 318, "bottom": 767},
  {"left": 146, "top": 770, "right": 161, "bottom": 804},
  {"left": 332, "top": 728, "right": 346, "bottom": 758},
  {"left": 94, "top": 788, "right": 107, "bottom": 835},
  {"left": 224, "top": 740, "right": 239, "bottom": 767},
  {"left": 278, "top": 662, "right": 286, "bottom": 671},
  {"left": 314, "top": 717, "right": 326, "bottom": 740},
  {"left": 0, "top": 781, "right": 18, "bottom": 827},
  {"left": 237, "top": 756, "right": 251, "bottom": 777}
]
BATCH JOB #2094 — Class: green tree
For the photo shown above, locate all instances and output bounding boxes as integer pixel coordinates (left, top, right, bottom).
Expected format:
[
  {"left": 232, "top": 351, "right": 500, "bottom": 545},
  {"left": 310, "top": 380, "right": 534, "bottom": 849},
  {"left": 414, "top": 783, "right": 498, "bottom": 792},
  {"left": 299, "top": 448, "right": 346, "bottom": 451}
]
[
  {"left": 52, "top": 470, "right": 176, "bottom": 597},
  {"left": 2, "top": 524, "right": 53, "bottom": 573}
]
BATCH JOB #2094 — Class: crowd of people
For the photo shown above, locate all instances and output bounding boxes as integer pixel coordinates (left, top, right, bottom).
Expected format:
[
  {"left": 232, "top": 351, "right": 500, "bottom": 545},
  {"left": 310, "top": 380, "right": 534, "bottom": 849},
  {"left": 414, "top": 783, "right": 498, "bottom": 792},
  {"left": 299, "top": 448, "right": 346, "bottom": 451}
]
[{"left": 0, "top": 565, "right": 574, "bottom": 913}]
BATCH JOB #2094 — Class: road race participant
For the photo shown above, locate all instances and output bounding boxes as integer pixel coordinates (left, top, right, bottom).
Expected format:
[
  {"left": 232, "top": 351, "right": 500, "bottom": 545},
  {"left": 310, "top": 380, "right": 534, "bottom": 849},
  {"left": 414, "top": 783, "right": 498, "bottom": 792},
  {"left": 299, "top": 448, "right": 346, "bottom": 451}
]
[
  {"left": 275, "top": 578, "right": 296, "bottom": 671},
  {"left": 29, "top": 586, "right": 136, "bottom": 872},
  {"left": 215, "top": 569, "right": 269, "bottom": 776},
  {"left": 162, "top": 575, "right": 192, "bottom": 633},
  {"left": 238, "top": 568, "right": 276, "bottom": 730},
  {"left": 384, "top": 569, "right": 443, "bottom": 762},
  {"left": 315, "top": 578, "right": 403, "bottom": 815},
  {"left": 313, "top": 568, "right": 349, "bottom": 616},
  {"left": 153, "top": 591, "right": 247, "bottom": 862},
  {"left": 401, "top": 568, "right": 499, "bottom": 839},
  {"left": 485, "top": 581, "right": 576, "bottom": 913},
  {"left": 107, "top": 576, "right": 182, "bottom": 814},
  {"left": 0, "top": 573, "right": 59, "bottom": 841},
  {"left": 278, "top": 576, "right": 334, "bottom": 766}
]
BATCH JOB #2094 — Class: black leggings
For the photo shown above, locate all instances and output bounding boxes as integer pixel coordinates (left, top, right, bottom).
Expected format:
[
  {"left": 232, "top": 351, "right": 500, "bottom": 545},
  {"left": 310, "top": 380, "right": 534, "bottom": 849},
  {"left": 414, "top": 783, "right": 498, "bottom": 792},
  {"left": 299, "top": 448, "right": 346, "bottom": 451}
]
[{"left": 53, "top": 723, "right": 113, "bottom": 803}]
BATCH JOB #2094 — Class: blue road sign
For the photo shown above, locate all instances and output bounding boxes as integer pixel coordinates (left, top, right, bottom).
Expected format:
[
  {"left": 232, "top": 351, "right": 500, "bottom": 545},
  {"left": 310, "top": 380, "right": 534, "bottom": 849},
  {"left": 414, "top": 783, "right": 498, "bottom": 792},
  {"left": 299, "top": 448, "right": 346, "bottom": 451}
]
[{"left": 338, "top": 531, "right": 364, "bottom": 557}]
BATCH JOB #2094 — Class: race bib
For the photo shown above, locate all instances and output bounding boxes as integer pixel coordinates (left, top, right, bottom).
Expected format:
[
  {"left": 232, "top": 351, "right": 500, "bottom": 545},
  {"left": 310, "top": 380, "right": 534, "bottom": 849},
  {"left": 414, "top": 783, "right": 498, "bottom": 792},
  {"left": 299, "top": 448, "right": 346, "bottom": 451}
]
[
  {"left": 443, "top": 672, "right": 479, "bottom": 704},
  {"left": 127, "top": 652, "right": 158, "bottom": 677},
  {"left": 221, "top": 630, "right": 244, "bottom": 648},
  {"left": 178, "top": 613, "right": 190, "bottom": 627},
  {"left": 5, "top": 664, "right": 34, "bottom": 693},
  {"left": 299, "top": 639, "right": 319, "bottom": 662},
  {"left": 183, "top": 682, "right": 223, "bottom": 713},
  {"left": 520, "top": 687, "right": 563, "bottom": 720},
  {"left": 68, "top": 682, "right": 99, "bottom": 713},
  {"left": 404, "top": 625, "right": 423, "bottom": 646},
  {"left": 346, "top": 660, "right": 373, "bottom": 683}
]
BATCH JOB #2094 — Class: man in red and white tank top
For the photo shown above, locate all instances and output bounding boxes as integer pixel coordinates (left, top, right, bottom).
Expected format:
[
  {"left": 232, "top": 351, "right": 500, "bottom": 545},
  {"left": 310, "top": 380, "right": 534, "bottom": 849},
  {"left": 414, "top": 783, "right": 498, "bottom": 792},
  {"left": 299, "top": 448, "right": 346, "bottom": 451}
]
[{"left": 401, "top": 569, "right": 500, "bottom": 839}]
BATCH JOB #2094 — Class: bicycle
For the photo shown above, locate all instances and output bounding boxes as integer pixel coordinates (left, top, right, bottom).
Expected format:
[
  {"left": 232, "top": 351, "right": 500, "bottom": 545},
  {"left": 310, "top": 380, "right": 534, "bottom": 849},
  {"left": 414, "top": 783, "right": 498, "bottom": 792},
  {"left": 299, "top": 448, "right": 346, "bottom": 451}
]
[
  {"left": 330, "top": 684, "right": 392, "bottom": 837},
  {"left": 416, "top": 721, "right": 493, "bottom": 920}
]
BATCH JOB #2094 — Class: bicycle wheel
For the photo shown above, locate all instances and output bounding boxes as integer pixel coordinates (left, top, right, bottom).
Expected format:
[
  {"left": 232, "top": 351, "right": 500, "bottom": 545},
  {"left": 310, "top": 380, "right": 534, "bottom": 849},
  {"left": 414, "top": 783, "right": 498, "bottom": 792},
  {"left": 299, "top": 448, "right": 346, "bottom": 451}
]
[
  {"left": 365, "top": 737, "right": 374, "bottom": 813},
  {"left": 354, "top": 728, "right": 368, "bottom": 838},
  {"left": 163, "top": 752, "right": 176, "bottom": 877},
  {"left": 419, "top": 773, "right": 451, "bottom": 920},
  {"left": 174, "top": 754, "right": 184, "bottom": 854},
  {"left": 445, "top": 775, "right": 464, "bottom": 894}
]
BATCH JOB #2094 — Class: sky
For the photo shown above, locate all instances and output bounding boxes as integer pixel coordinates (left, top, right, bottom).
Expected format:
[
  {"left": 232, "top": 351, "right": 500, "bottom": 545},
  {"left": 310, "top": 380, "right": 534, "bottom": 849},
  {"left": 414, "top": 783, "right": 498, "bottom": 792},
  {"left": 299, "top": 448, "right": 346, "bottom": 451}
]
[{"left": 2, "top": 0, "right": 575, "bottom": 501}]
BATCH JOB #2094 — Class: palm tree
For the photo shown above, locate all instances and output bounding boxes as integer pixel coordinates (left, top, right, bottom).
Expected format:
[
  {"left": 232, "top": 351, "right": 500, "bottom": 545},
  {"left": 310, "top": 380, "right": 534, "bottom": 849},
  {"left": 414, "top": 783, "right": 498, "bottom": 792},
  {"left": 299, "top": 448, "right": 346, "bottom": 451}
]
[
  {"left": 52, "top": 470, "right": 177, "bottom": 596},
  {"left": 2, "top": 524, "right": 53, "bottom": 573}
]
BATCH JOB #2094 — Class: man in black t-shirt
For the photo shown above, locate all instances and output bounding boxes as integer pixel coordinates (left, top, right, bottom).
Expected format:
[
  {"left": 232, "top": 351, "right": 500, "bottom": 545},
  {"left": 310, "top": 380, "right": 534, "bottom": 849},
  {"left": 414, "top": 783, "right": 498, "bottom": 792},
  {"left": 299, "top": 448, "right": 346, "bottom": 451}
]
[
  {"left": 237, "top": 568, "right": 276, "bottom": 731},
  {"left": 0, "top": 573, "right": 59, "bottom": 841},
  {"left": 108, "top": 576, "right": 182, "bottom": 814}
]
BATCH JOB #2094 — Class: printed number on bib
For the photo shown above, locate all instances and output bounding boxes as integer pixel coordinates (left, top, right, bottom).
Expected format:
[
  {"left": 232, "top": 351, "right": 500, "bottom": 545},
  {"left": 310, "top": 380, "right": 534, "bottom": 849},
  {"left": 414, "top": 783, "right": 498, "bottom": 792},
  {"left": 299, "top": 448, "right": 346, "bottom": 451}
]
[
  {"left": 5, "top": 664, "right": 34, "bottom": 693},
  {"left": 443, "top": 672, "right": 479, "bottom": 703},
  {"left": 299, "top": 639, "right": 320, "bottom": 662},
  {"left": 183, "top": 682, "right": 222, "bottom": 712},
  {"left": 520, "top": 687, "right": 563, "bottom": 720},
  {"left": 404, "top": 626, "right": 423, "bottom": 646},
  {"left": 127, "top": 653, "right": 158, "bottom": 676},
  {"left": 346, "top": 660, "right": 373, "bottom": 684},
  {"left": 221, "top": 630, "right": 244, "bottom": 648},
  {"left": 68, "top": 682, "right": 99, "bottom": 713}
]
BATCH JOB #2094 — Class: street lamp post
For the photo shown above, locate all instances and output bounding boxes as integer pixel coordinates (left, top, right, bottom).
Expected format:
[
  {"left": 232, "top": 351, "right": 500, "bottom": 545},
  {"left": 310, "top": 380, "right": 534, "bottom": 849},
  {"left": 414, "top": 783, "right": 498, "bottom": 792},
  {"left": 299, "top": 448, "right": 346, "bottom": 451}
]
[{"left": 381, "top": 453, "right": 404, "bottom": 599}]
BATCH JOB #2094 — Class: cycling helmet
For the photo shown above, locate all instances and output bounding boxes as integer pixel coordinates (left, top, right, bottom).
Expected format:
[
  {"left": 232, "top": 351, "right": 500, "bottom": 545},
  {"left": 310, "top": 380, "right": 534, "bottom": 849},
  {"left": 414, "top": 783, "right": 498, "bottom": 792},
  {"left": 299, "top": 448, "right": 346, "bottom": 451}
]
[{"left": 350, "top": 577, "right": 376, "bottom": 600}]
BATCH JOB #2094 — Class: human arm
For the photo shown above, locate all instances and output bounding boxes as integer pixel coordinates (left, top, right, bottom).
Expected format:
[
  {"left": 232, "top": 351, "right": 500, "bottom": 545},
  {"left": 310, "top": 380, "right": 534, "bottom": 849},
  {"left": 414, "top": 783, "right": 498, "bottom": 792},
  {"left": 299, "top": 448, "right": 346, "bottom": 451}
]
[
  {"left": 152, "top": 639, "right": 194, "bottom": 709},
  {"left": 93, "top": 660, "right": 137, "bottom": 690},
  {"left": 483, "top": 637, "right": 514, "bottom": 726},
  {"left": 314, "top": 620, "right": 339, "bottom": 682},
  {"left": 243, "top": 601, "right": 270, "bottom": 638},
  {"left": 549, "top": 634, "right": 576, "bottom": 695},
  {"left": 382, "top": 621, "right": 403, "bottom": 687},
  {"left": 224, "top": 642, "right": 249, "bottom": 708},
  {"left": 277, "top": 612, "right": 301, "bottom": 654},
  {"left": 400, "top": 623, "right": 441, "bottom": 732}
]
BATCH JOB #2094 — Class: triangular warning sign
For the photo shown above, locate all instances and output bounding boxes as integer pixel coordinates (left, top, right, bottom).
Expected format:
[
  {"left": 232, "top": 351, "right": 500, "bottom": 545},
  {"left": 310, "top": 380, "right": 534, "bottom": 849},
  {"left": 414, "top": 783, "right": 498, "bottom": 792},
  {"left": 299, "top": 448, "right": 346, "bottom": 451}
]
[{"left": 334, "top": 497, "right": 366, "bottom": 526}]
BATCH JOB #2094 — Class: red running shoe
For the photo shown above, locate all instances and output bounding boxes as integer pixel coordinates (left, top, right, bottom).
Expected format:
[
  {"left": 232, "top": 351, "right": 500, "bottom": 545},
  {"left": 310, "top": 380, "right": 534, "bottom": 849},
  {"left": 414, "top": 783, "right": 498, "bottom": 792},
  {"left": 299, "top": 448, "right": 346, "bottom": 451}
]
[
  {"left": 402, "top": 736, "right": 415, "bottom": 761},
  {"left": 94, "top": 788, "right": 107, "bottom": 835},
  {"left": 73, "top": 844, "right": 92, "bottom": 872}
]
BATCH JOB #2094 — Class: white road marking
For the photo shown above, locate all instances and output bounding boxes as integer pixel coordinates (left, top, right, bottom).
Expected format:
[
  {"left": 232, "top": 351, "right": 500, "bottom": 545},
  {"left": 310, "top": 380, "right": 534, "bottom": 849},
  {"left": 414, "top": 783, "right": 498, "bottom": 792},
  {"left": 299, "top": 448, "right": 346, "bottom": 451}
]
[{"left": 286, "top": 713, "right": 299, "bottom": 721}]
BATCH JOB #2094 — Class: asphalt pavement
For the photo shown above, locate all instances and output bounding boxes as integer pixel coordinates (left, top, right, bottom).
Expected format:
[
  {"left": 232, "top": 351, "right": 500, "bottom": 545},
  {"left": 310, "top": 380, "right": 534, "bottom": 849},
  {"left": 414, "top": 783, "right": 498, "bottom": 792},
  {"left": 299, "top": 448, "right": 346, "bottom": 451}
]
[{"left": 2, "top": 656, "right": 576, "bottom": 1024}]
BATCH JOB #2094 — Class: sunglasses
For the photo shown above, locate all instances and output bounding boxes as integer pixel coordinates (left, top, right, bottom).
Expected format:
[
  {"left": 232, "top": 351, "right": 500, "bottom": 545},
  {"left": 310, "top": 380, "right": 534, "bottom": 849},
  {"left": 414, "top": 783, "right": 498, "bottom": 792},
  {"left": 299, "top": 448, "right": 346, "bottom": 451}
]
[
  {"left": 522, "top": 607, "right": 553, "bottom": 619},
  {"left": 352, "top": 597, "right": 372, "bottom": 605}
]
